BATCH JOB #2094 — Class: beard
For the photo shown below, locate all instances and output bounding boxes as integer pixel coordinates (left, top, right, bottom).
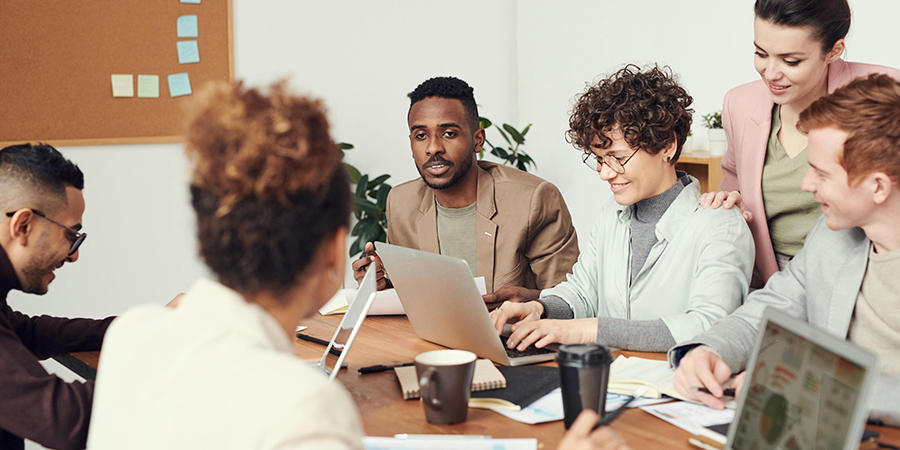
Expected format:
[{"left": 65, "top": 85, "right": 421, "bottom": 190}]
[
  {"left": 416, "top": 148, "right": 475, "bottom": 191},
  {"left": 20, "top": 242, "right": 62, "bottom": 295}
]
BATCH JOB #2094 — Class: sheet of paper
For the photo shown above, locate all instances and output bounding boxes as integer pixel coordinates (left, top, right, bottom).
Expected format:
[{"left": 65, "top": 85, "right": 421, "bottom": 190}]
[
  {"left": 318, "top": 289, "right": 352, "bottom": 315},
  {"left": 494, "top": 388, "right": 673, "bottom": 425},
  {"left": 177, "top": 15, "right": 198, "bottom": 38},
  {"left": 176, "top": 40, "right": 200, "bottom": 64},
  {"left": 110, "top": 74, "right": 133, "bottom": 97},
  {"left": 136, "top": 75, "right": 159, "bottom": 98},
  {"left": 363, "top": 437, "right": 536, "bottom": 450},
  {"left": 167, "top": 73, "right": 192, "bottom": 97},
  {"left": 641, "top": 401, "right": 735, "bottom": 435}
]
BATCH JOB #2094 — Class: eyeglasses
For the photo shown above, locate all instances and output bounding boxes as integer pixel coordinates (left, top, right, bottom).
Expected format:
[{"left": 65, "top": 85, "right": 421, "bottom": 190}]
[
  {"left": 5, "top": 209, "right": 86, "bottom": 256},
  {"left": 582, "top": 149, "right": 639, "bottom": 174}
]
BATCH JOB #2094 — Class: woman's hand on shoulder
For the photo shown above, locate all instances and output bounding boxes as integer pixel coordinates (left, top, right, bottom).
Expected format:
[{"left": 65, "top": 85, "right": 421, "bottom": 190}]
[{"left": 699, "top": 190, "right": 752, "bottom": 223}]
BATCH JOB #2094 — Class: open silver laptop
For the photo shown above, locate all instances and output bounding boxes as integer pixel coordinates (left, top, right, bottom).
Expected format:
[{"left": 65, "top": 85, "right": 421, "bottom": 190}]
[
  {"left": 376, "top": 242, "right": 556, "bottom": 366},
  {"left": 315, "top": 265, "right": 377, "bottom": 380},
  {"left": 722, "top": 307, "right": 879, "bottom": 450}
]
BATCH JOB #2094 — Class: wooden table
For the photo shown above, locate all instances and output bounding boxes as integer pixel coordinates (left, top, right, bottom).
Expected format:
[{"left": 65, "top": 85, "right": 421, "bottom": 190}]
[{"left": 70, "top": 314, "right": 900, "bottom": 449}]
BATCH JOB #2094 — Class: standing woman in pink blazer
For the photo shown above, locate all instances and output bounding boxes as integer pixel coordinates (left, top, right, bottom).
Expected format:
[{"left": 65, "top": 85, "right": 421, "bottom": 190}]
[{"left": 704, "top": 0, "right": 900, "bottom": 287}]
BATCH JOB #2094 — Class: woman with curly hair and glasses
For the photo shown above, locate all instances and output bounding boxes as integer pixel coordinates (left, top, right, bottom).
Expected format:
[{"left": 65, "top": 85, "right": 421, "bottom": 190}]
[
  {"left": 84, "top": 80, "right": 632, "bottom": 450},
  {"left": 490, "top": 65, "right": 755, "bottom": 353}
]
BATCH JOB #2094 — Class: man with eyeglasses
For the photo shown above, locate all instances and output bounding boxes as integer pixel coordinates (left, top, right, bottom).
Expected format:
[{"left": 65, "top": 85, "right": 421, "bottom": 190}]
[
  {"left": 0, "top": 143, "right": 113, "bottom": 450},
  {"left": 489, "top": 65, "right": 754, "bottom": 353},
  {"left": 350, "top": 76, "right": 579, "bottom": 300}
]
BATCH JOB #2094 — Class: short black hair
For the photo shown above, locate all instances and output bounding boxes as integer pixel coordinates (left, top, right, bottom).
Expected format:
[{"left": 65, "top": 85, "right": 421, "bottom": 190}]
[
  {"left": 409, "top": 76, "right": 480, "bottom": 130},
  {"left": 0, "top": 143, "right": 84, "bottom": 191},
  {"left": 755, "top": 0, "right": 850, "bottom": 53}
]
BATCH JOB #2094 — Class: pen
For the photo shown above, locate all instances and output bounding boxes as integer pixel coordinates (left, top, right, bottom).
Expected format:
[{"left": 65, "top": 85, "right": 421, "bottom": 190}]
[
  {"left": 694, "top": 387, "right": 736, "bottom": 397},
  {"left": 359, "top": 362, "right": 414, "bottom": 374},
  {"left": 296, "top": 333, "right": 342, "bottom": 357},
  {"left": 593, "top": 386, "right": 648, "bottom": 430}
]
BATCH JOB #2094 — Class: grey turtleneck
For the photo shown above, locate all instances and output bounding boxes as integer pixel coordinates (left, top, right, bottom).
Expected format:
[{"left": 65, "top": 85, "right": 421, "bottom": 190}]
[
  {"left": 630, "top": 174, "right": 688, "bottom": 284},
  {"left": 536, "top": 173, "right": 692, "bottom": 352}
]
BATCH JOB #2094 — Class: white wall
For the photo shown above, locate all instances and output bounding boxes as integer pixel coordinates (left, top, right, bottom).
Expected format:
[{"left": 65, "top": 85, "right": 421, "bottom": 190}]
[{"left": 10, "top": 0, "right": 900, "bottom": 318}]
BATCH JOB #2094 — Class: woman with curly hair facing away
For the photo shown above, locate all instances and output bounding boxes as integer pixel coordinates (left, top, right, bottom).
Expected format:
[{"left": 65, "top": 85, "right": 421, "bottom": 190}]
[
  {"left": 490, "top": 65, "right": 755, "bottom": 353},
  {"left": 84, "top": 80, "right": 633, "bottom": 450},
  {"left": 84, "top": 80, "right": 360, "bottom": 449}
]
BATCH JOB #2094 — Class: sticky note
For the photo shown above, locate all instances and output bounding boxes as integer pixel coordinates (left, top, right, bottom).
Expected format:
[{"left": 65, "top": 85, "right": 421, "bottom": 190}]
[
  {"left": 167, "top": 73, "right": 192, "bottom": 97},
  {"left": 137, "top": 75, "right": 159, "bottom": 98},
  {"left": 177, "top": 15, "right": 198, "bottom": 38},
  {"left": 180, "top": 0, "right": 200, "bottom": 3},
  {"left": 111, "top": 74, "right": 134, "bottom": 97},
  {"left": 177, "top": 41, "right": 200, "bottom": 64}
]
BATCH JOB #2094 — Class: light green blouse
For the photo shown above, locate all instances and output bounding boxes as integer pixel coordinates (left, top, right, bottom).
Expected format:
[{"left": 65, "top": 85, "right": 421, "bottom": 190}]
[{"left": 761, "top": 105, "right": 821, "bottom": 257}]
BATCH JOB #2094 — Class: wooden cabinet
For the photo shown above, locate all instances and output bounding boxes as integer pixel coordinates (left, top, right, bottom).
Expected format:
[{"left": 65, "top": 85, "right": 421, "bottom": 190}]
[{"left": 676, "top": 150, "right": 724, "bottom": 193}]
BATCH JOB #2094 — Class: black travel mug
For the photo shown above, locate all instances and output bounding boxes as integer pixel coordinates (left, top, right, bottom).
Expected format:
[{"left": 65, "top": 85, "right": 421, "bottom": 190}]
[{"left": 557, "top": 344, "right": 613, "bottom": 429}]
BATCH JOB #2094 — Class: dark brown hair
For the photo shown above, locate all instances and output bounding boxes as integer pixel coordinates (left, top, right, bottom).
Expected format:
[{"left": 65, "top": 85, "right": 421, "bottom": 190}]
[
  {"left": 755, "top": 0, "right": 850, "bottom": 53},
  {"left": 798, "top": 73, "right": 900, "bottom": 186},
  {"left": 567, "top": 64, "right": 693, "bottom": 163},
  {"left": 185, "top": 80, "right": 351, "bottom": 297}
]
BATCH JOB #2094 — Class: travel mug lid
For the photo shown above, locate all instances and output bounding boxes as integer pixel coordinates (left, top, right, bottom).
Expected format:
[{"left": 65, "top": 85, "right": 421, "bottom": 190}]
[{"left": 556, "top": 344, "right": 613, "bottom": 367}]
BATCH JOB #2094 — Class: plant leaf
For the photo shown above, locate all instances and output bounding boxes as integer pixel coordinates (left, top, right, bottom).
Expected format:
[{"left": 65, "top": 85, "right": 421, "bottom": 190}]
[
  {"left": 349, "top": 237, "right": 362, "bottom": 257},
  {"left": 479, "top": 116, "right": 492, "bottom": 129},
  {"left": 367, "top": 174, "right": 390, "bottom": 190},
  {"left": 338, "top": 142, "right": 355, "bottom": 150},
  {"left": 492, "top": 147, "right": 509, "bottom": 159},
  {"left": 521, "top": 123, "right": 532, "bottom": 136},
  {"left": 496, "top": 127, "right": 512, "bottom": 146},
  {"left": 344, "top": 163, "right": 362, "bottom": 184},
  {"left": 503, "top": 124, "right": 525, "bottom": 145},
  {"left": 376, "top": 184, "right": 391, "bottom": 207},
  {"left": 356, "top": 175, "right": 369, "bottom": 199},
  {"left": 354, "top": 196, "right": 380, "bottom": 216}
]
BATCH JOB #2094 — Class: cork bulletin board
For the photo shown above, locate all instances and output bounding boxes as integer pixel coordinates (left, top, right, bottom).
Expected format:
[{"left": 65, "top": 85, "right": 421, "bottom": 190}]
[{"left": 0, "top": 0, "right": 234, "bottom": 147}]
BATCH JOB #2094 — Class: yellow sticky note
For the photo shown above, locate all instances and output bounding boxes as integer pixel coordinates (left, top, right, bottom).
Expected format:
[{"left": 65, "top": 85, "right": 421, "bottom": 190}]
[
  {"left": 137, "top": 75, "right": 159, "bottom": 98},
  {"left": 111, "top": 74, "right": 134, "bottom": 97}
]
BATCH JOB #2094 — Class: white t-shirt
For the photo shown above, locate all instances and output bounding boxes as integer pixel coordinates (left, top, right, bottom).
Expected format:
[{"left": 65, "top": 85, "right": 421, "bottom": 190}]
[{"left": 87, "top": 279, "right": 363, "bottom": 450}]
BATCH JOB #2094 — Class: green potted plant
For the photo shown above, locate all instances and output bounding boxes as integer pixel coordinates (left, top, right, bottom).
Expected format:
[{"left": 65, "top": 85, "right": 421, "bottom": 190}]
[{"left": 702, "top": 111, "right": 726, "bottom": 156}]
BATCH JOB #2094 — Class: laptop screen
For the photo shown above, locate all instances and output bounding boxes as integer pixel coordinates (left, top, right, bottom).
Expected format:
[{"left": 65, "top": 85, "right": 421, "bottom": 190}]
[{"left": 730, "top": 318, "right": 869, "bottom": 450}]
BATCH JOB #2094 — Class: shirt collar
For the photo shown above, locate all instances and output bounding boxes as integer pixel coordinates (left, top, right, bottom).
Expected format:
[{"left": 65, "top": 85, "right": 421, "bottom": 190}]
[{"left": 616, "top": 172, "right": 700, "bottom": 241}]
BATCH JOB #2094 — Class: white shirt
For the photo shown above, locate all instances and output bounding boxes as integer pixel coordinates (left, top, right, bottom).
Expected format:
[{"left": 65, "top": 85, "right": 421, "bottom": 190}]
[{"left": 87, "top": 279, "right": 363, "bottom": 450}]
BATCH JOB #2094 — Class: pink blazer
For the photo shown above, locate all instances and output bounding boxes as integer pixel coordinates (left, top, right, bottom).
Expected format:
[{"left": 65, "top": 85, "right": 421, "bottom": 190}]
[{"left": 720, "top": 59, "right": 900, "bottom": 287}]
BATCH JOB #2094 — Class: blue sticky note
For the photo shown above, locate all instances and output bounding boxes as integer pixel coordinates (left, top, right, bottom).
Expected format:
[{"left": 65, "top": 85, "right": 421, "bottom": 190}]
[
  {"left": 177, "top": 15, "right": 198, "bottom": 38},
  {"left": 167, "top": 73, "right": 192, "bottom": 97},
  {"left": 180, "top": 0, "right": 200, "bottom": 3},
  {"left": 177, "top": 41, "right": 200, "bottom": 64}
]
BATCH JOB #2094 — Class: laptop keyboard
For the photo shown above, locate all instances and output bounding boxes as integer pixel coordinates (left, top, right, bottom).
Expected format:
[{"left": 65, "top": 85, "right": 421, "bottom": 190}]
[{"left": 500, "top": 335, "right": 557, "bottom": 358}]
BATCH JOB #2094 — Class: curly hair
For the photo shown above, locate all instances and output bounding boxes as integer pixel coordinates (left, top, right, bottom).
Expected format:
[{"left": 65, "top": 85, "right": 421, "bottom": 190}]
[
  {"left": 567, "top": 65, "right": 693, "bottom": 164},
  {"left": 185, "top": 80, "right": 351, "bottom": 297},
  {"left": 409, "top": 76, "right": 480, "bottom": 131},
  {"left": 798, "top": 73, "right": 900, "bottom": 186}
]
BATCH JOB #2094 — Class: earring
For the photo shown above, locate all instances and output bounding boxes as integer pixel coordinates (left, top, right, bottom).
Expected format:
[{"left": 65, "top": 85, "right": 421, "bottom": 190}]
[
  {"left": 665, "top": 156, "right": 671, "bottom": 163},
  {"left": 328, "top": 269, "right": 340, "bottom": 283}
]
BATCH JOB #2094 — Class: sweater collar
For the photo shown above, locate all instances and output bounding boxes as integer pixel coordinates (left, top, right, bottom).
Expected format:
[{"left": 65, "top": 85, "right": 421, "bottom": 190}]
[{"left": 0, "top": 245, "right": 23, "bottom": 299}]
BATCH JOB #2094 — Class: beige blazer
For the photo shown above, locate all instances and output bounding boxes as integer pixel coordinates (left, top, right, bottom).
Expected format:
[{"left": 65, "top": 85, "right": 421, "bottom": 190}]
[
  {"left": 720, "top": 59, "right": 900, "bottom": 287},
  {"left": 385, "top": 161, "right": 579, "bottom": 293}
]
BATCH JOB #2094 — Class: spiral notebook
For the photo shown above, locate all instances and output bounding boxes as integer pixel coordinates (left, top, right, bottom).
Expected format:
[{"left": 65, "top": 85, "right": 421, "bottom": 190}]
[{"left": 395, "top": 359, "right": 506, "bottom": 400}]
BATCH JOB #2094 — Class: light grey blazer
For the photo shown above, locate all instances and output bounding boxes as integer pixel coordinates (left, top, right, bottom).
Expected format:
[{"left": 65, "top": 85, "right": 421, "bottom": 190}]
[{"left": 669, "top": 215, "right": 900, "bottom": 426}]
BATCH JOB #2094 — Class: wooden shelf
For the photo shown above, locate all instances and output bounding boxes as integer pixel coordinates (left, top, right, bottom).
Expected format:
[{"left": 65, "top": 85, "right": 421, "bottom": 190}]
[{"left": 676, "top": 150, "right": 724, "bottom": 193}]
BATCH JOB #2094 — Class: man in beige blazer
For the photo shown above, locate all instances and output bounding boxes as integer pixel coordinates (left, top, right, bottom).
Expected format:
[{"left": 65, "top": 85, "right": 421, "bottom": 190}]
[{"left": 352, "top": 76, "right": 578, "bottom": 298}]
